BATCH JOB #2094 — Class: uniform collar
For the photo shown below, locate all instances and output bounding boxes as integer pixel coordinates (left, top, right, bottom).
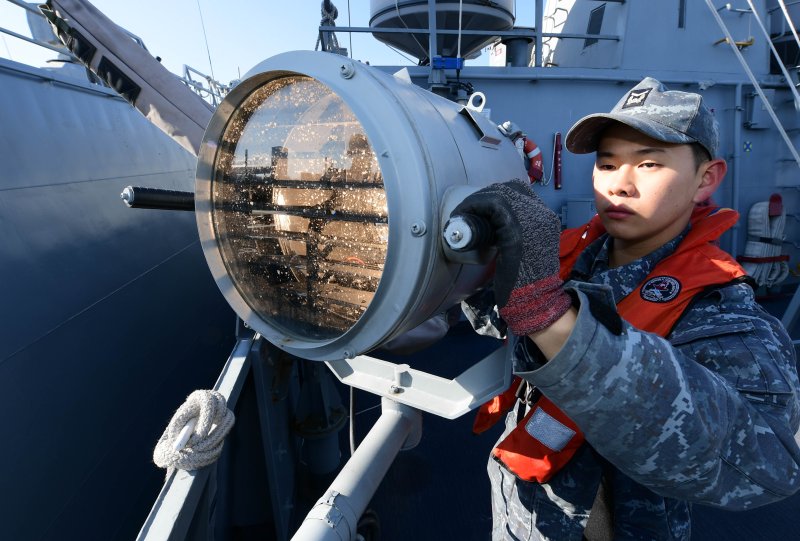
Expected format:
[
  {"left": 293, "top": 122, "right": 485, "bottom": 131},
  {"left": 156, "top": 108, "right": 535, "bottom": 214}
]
[
  {"left": 572, "top": 227, "right": 687, "bottom": 304},
  {"left": 567, "top": 205, "right": 738, "bottom": 304}
]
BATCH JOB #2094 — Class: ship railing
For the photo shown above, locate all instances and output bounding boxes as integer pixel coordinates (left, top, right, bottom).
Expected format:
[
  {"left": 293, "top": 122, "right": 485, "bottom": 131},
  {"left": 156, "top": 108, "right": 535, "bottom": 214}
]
[
  {"left": 318, "top": 25, "right": 620, "bottom": 68},
  {"left": 1, "top": 0, "right": 149, "bottom": 67},
  {"left": 1, "top": 0, "right": 74, "bottom": 61},
  {"left": 767, "top": 1, "right": 800, "bottom": 54},
  {"left": 138, "top": 325, "right": 263, "bottom": 540},
  {"left": 1, "top": 0, "right": 226, "bottom": 108},
  {"left": 0, "top": 0, "right": 108, "bottom": 88},
  {"left": 1, "top": 0, "right": 67, "bottom": 56},
  {"left": 745, "top": 0, "right": 800, "bottom": 108},
  {"left": 705, "top": 0, "right": 800, "bottom": 171},
  {"left": 182, "top": 64, "right": 231, "bottom": 108},
  {"left": 318, "top": 0, "right": 619, "bottom": 68},
  {"left": 708, "top": 1, "right": 800, "bottom": 336}
]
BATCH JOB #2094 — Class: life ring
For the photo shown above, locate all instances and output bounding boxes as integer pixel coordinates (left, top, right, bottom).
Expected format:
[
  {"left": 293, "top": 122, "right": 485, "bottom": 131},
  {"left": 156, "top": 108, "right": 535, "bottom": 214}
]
[{"left": 523, "top": 137, "right": 544, "bottom": 183}]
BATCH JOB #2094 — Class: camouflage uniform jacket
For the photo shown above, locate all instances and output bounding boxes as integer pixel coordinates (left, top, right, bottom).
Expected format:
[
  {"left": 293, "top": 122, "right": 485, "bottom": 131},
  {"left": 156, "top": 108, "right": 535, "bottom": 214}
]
[{"left": 490, "top": 230, "right": 800, "bottom": 541}]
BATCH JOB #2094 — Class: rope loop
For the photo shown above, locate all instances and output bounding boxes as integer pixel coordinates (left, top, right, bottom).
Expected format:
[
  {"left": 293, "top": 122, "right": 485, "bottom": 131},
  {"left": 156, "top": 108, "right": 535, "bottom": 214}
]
[{"left": 153, "top": 390, "right": 235, "bottom": 478}]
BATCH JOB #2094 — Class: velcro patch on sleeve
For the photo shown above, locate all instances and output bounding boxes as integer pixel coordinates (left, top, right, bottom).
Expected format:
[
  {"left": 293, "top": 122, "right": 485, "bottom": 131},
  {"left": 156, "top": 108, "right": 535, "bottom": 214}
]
[{"left": 526, "top": 406, "right": 577, "bottom": 452}]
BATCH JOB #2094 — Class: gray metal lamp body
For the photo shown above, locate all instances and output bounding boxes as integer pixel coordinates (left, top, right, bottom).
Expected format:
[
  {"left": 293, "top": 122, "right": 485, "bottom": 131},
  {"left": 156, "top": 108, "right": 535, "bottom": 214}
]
[{"left": 196, "top": 50, "right": 527, "bottom": 362}]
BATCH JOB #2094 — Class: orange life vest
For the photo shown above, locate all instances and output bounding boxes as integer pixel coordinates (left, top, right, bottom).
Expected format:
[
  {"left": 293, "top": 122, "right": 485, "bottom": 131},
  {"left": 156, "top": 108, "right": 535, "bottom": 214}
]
[{"left": 475, "top": 206, "right": 748, "bottom": 483}]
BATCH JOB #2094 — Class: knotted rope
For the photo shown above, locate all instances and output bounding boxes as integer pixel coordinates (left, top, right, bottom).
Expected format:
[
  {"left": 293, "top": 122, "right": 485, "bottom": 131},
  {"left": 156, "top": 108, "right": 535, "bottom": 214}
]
[{"left": 153, "top": 390, "right": 235, "bottom": 479}]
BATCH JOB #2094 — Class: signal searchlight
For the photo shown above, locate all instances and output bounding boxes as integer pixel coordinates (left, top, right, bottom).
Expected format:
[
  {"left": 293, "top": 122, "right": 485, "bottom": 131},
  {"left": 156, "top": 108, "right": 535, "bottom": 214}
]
[{"left": 195, "top": 51, "right": 524, "bottom": 417}]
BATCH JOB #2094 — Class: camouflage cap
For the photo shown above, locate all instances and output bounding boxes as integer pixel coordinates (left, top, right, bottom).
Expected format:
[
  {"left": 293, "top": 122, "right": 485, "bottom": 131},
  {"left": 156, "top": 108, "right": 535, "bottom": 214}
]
[{"left": 565, "top": 77, "right": 719, "bottom": 159}]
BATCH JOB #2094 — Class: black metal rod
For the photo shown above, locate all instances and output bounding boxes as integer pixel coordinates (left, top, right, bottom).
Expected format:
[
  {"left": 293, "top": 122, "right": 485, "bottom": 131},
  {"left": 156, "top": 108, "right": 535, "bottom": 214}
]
[
  {"left": 248, "top": 175, "right": 385, "bottom": 190},
  {"left": 246, "top": 206, "right": 388, "bottom": 224},
  {"left": 120, "top": 186, "right": 195, "bottom": 211}
]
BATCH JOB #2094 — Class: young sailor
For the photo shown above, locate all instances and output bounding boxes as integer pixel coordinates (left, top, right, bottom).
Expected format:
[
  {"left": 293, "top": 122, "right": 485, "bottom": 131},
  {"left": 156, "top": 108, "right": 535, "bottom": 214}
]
[{"left": 455, "top": 78, "right": 800, "bottom": 540}]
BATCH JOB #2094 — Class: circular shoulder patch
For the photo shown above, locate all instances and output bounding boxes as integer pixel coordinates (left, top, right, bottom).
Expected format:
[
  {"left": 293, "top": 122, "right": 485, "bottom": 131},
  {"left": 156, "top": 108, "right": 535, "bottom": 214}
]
[{"left": 640, "top": 276, "right": 682, "bottom": 303}]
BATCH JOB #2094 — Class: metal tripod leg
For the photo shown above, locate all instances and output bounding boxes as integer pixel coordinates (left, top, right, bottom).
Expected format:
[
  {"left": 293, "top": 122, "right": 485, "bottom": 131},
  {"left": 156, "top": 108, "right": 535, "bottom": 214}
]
[{"left": 291, "top": 398, "right": 423, "bottom": 541}]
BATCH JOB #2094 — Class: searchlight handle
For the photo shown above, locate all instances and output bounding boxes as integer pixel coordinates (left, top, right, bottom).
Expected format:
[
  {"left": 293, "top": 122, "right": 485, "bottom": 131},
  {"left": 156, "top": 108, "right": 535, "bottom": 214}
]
[
  {"left": 120, "top": 186, "right": 195, "bottom": 211},
  {"left": 443, "top": 214, "right": 494, "bottom": 252},
  {"left": 442, "top": 214, "right": 496, "bottom": 257}
]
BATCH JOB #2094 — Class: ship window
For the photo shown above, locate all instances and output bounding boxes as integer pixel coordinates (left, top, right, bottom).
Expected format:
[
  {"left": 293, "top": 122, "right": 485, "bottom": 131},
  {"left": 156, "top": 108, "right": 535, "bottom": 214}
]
[
  {"left": 584, "top": 4, "right": 606, "bottom": 48},
  {"left": 64, "top": 28, "right": 96, "bottom": 65},
  {"left": 679, "top": 0, "right": 686, "bottom": 28},
  {"left": 97, "top": 57, "right": 141, "bottom": 103}
]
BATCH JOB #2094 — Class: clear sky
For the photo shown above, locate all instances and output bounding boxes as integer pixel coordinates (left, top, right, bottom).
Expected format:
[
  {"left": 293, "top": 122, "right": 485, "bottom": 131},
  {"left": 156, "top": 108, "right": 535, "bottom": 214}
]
[{"left": 1, "top": 1, "right": 535, "bottom": 85}]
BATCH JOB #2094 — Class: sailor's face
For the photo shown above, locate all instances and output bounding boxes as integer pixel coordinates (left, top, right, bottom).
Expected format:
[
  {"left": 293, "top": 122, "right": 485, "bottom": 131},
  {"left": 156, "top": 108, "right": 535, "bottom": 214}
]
[{"left": 592, "top": 124, "right": 707, "bottom": 259}]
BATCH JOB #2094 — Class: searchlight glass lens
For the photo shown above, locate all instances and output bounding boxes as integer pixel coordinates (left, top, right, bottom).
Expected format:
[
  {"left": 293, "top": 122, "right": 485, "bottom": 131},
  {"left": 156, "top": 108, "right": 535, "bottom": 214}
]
[{"left": 211, "top": 75, "right": 388, "bottom": 341}]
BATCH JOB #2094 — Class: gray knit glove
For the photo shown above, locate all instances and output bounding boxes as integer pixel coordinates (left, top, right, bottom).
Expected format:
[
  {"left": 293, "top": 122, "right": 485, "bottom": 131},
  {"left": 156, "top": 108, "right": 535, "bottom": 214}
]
[{"left": 450, "top": 180, "right": 571, "bottom": 336}]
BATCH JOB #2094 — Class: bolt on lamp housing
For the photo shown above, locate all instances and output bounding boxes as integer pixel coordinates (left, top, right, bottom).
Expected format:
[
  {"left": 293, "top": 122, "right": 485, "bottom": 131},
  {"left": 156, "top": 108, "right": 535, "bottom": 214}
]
[{"left": 196, "top": 51, "right": 526, "bottom": 363}]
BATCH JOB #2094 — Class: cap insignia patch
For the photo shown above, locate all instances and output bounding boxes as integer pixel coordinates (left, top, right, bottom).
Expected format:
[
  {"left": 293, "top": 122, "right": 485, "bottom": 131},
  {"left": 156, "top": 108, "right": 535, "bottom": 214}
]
[{"left": 622, "top": 88, "right": 652, "bottom": 109}]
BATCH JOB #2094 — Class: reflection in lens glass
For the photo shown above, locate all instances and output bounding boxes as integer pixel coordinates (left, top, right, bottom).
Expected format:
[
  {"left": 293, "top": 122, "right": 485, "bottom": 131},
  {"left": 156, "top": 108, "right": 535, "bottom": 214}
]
[{"left": 212, "top": 76, "right": 388, "bottom": 340}]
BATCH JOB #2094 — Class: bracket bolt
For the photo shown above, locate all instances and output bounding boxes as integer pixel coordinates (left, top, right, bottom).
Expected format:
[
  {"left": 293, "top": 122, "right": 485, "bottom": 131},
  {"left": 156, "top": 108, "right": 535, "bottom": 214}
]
[{"left": 340, "top": 63, "right": 355, "bottom": 79}]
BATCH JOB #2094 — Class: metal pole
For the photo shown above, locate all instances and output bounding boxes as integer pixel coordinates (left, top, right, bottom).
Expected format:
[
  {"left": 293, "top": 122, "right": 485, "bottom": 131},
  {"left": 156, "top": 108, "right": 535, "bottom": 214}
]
[
  {"left": 138, "top": 335, "right": 255, "bottom": 540},
  {"left": 535, "top": 0, "right": 544, "bottom": 67},
  {"left": 427, "top": 0, "right": 438, "bottom": 60},
  {"left": 704, "top": 0, "right": 800, "bottom": 168},
  {"left": 731, "top": 83, "right": 743, "bottom": 257},
  {"left": 778, "top": 0, "right": 800, "bottom": 51},
  {"left": 782, "top": 282, "right": 800, "bottom": 331},
  {"left": 745, "top": 0, "right": 800, "bottom": 110},
  {"left": 427, "top": 0, "right": 446, "bottom": 85},
  {"left": 291, "top": 399, "right": 422, "bottom": 541}
]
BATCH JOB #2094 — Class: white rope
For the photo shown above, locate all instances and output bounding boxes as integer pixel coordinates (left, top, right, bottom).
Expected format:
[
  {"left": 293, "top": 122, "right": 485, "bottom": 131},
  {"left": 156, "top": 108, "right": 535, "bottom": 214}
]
[{"left": 153, "top": 390, "right": 235, "bottom": 479}]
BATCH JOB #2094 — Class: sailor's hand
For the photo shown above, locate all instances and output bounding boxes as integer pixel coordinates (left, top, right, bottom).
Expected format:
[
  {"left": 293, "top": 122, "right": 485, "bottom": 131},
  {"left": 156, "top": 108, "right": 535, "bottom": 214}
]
[{"left": 450, "top": 180, "right": 571, "bottom": 336}]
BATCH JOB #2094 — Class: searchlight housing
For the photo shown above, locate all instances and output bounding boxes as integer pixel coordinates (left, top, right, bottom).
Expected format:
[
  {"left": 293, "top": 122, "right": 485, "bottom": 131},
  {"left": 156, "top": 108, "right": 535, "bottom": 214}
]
[{"left": 196, "top": 51, "right": 525, "bottom": 365}]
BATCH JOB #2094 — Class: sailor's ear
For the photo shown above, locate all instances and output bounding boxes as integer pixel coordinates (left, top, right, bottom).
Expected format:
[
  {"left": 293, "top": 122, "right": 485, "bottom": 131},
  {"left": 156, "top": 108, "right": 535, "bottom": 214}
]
[{"left": 693, "top": 158, "right": 726, "bottom": 204}]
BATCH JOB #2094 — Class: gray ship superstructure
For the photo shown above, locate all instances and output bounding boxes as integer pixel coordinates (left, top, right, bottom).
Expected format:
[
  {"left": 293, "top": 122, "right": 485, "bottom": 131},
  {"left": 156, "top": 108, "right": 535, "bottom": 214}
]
[
  {"left": 134, "top": 1, "right": 800, "bottom": 540},
  {"left": 4, "top": 1, "right": 800, "bottom": 540},
  {"left": 0, "top": 2, "right": 234, "bottom": 539}
]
